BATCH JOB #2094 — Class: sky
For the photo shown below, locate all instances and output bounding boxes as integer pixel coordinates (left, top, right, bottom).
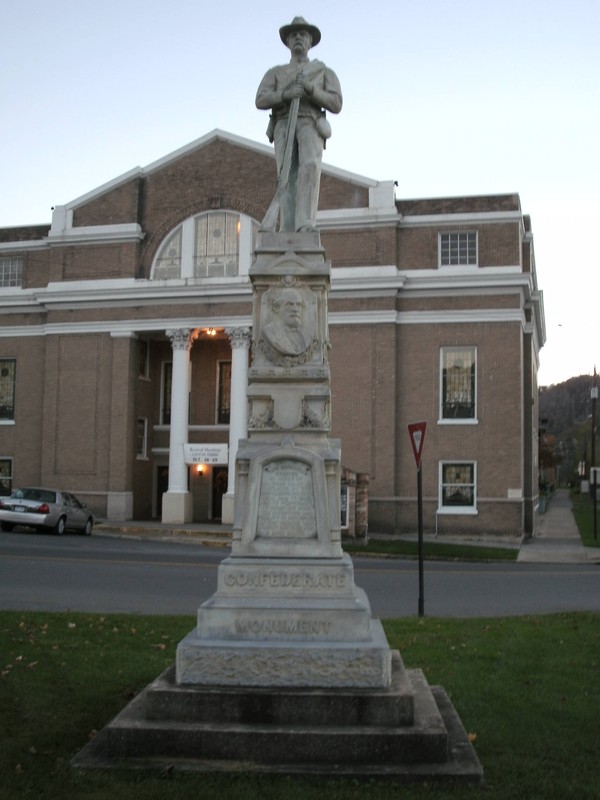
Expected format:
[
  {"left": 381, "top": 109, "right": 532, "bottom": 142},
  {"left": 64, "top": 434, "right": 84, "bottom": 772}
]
[{"left": 2, "top": 0, "right": 598, "bottom": 387}]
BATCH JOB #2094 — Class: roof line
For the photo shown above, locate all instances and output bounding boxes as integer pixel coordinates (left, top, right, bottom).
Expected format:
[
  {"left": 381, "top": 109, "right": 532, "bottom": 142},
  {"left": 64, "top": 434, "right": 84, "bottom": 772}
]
[{"left": 63, "top": 129, "right": 379, "bottom": 211}]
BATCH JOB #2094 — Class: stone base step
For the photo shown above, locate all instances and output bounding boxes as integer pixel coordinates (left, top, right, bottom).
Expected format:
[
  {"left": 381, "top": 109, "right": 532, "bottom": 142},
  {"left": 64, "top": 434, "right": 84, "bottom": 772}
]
[
  {"left": 72, "top": 660, "right": 483, "bottom": 783},
  {"left": 146, "top": 656, "right": 413, "bottom": 727}
]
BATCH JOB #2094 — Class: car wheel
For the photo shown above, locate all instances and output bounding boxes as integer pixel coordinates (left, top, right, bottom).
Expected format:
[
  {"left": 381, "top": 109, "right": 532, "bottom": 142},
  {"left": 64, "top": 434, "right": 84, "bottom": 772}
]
[
  {"left": 54, "top": 517, "right": 66, "bottom": 536},
  {"left": 82, "top": 518, "right": 93, "bottom": 536},
  {"left": 1, "top": 522, "right": 14, "bottom": 532}
]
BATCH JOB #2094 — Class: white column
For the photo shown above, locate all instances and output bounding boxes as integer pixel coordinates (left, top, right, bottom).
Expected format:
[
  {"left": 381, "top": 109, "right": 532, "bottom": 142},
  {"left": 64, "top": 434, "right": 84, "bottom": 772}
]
[
  {"left": 221, "top": 326, "right": 251, "bottom": 524},
  {"left": 162, "top": 328, "right": 197, "bottom": 523}
]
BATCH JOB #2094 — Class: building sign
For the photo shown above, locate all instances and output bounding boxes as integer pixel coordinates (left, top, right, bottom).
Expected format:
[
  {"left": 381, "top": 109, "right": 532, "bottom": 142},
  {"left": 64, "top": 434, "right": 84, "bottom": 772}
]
[{"left": 183, "top": 444, "right": 228, "bottom": 465}]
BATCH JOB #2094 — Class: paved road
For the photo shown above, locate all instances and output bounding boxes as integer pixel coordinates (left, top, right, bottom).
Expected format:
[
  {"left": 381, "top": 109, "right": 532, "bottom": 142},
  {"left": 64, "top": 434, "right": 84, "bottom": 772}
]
[{"left": 1, "top": 531, "right": 598, "bottom": 618}]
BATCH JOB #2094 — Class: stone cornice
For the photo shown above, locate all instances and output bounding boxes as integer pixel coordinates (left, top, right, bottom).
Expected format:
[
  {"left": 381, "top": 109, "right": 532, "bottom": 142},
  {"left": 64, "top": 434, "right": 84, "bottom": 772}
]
[
  {"left": 317, "top": 207, "right": 400, "bottom": 230},
  {"left": 0, "top": 267, "right": 537, "bottom": 311},
  {"left": 0, "top": 267, "right": 543, "bottom": 346},
  {"left": 0, "top": 315, "right": 253, "bottom": 338},
  {"left": 46, "top": 223, "right": 145, "bottom": 246},
  {"left": 400, "top": 210, "right": 523, "bottom": 227}
]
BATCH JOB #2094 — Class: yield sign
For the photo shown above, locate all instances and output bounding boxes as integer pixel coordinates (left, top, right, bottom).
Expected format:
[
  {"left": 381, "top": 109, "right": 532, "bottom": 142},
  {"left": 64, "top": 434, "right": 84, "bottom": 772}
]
[{"left": 408, "top": 421, "right": 427, "bottom": 469}]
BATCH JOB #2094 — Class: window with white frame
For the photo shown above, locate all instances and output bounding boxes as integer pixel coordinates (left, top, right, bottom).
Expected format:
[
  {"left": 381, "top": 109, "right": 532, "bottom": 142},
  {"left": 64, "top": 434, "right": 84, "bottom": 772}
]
[
  {"left": 440, "top": 462, "right": 476, "bottom": 511},
  {"left": 0, "top": 257, "right": 23, "bottom": 287},
  {"left": 136, "top": 418, "right": 148, "bottom": 458},
  {"left": 151, "top": 211, "right": 258, "bottom": 280},
  {"left": 440, "top": 347, "right": 476, "bottom": 420},
  {"left": 0, "top": 359, "right": 16, "bottom": 421},
  {"left": 154, "top": 228, "right": 182, "bottom": 279},
  {"left": 439, "top": 232, "right": 477, "bottom": 267},
  {"left": 0, "top": 458, "right": 12, "bottom": 495}
]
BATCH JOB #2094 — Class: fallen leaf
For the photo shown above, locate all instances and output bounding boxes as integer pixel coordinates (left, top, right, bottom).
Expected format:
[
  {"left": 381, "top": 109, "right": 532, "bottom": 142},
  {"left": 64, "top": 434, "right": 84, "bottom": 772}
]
[{"left": 468, "top": 732, "right": 477, "bottom": 743}]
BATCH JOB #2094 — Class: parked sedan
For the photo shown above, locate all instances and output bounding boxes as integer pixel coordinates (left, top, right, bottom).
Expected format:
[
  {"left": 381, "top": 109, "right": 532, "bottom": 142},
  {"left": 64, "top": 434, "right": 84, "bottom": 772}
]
[{"left": 0, "top": 488, "right": 93, "bottom": 535}]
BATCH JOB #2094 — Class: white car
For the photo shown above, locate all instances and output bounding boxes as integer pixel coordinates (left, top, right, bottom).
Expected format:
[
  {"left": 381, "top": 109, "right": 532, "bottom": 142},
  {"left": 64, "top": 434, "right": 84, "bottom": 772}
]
[{"left": 0, "top": 488, "right": 93, "bottom": 536}]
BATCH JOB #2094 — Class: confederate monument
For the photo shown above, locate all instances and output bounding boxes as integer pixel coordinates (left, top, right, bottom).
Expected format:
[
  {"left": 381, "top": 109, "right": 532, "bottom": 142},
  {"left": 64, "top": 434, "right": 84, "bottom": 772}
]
[
  {"left": 73, "top": 16, "right": 482, "bottom": 783},
  {"left": 175, "top": 14, "right": 389, "bottom": 689}
]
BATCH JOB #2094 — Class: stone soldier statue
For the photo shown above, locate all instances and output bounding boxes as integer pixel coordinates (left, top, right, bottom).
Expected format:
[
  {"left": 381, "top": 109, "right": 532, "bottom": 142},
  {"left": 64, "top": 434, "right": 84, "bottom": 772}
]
[{"left": 256, "top": 16, "right": 343, "bottom": 233}]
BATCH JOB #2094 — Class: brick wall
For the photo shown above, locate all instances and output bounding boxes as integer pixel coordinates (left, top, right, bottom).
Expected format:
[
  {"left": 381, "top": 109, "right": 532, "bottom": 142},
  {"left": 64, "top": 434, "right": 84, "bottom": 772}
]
[
  {"left": 0, "top": 337, "right": 45, "bottom": 487},
  {"left": 0, "top": 137, "right": 539, "bottom": 534},
  {"left": 397, "top": 194, "right": 520, "bottom": 216},
  {"left": 73, "top": 180, "right": 141, "bottom": 227},
  {"left": 323, "top": 227, "right": 397, "bottom": 267},
  {"left": 399, "top": 221, "right": 521, "bottom": 270},
  {"left": 330, "top": 323, "right": 397, "bottom": 497},
  {"left": 372, "top": 319, "right": 525, "bottom": 535}
]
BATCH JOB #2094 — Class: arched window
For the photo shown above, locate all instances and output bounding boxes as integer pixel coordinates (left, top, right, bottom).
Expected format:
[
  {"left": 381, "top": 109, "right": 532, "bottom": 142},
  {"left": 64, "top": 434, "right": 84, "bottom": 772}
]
[{"left": 151, "top": 211, "right": 258, "bottom": 280}]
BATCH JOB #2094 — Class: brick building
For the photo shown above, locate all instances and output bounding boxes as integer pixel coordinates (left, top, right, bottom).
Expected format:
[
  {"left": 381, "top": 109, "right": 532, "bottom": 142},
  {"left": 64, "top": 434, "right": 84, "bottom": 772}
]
[{"left": 0, "top": 130, "right": 545, "bottom": 537}]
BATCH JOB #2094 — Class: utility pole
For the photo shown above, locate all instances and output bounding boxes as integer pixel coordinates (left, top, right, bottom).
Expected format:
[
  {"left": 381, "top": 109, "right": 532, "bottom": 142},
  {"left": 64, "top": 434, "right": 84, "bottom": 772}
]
[{"left": 591, "top": 367, "right": 598, "bottom": 540}]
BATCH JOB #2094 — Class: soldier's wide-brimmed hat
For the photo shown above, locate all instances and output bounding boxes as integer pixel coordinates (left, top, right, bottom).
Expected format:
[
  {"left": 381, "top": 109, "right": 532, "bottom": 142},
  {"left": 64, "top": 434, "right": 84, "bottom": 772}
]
[{"left": 279, "top": 16, "right": 321, "bottom": 47}]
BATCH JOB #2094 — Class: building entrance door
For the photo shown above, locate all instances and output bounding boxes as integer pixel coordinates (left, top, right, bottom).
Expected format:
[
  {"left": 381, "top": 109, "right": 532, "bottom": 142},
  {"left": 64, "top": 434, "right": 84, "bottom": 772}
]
[
  {"left": 156, "top": 466, "right": 169, "bottom": 518},
  {"left": 212, "top": 467, "right": 228, "bottom": 520}
]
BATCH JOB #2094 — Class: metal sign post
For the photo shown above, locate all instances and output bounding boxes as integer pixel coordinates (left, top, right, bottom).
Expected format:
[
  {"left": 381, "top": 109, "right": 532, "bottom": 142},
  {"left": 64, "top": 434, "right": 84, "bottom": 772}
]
[
  {"left": 408, "top": 422, "right": 427, "bottom": 617},
  {"left": 592, "top": 378, "right": 598, "bottom": 541}
]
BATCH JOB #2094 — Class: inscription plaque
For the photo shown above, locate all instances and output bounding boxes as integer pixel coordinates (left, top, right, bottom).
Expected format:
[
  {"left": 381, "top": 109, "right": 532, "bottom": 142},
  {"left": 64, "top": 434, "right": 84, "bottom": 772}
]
[
  {"left": 223, "top": 570, "right": 348, "bottom": 591},
  {"left": 234, "top": 619, "right": 333, "bottom": 636},
  {"left": 257, "top": 459, "right": 316, "bottom": 538}
]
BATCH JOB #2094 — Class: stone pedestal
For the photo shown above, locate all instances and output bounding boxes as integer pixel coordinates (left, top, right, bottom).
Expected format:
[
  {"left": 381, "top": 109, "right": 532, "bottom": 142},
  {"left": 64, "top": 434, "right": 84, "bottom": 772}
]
[
  {"left": 73, "top": 231, "right": 483, "bottom": 783},
  {"left": 177, "top": 550, "right": 391, "bottom": 688},
  {"left": 72, "top": 655, "right": 483, "bottom": 783},
  {"left": 175, "top": 231, "right": 391, "bottom": 689}
]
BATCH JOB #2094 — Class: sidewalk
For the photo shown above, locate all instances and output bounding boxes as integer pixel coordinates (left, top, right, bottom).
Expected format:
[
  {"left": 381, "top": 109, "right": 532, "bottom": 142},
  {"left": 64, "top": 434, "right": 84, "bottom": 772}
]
[
  {"left": 94, "top": 489, "right": 600, "bottom": 564},
  {"left": 517, "top": 488, "right": 599, "bottom": 564},
  {"left": 94, "top": 519, "right": 233, "bottom": 548}
]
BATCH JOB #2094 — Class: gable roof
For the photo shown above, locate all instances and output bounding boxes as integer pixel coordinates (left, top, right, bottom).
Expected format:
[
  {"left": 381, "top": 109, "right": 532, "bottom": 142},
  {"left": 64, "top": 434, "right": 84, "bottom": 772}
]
[{"left": 63, "top": 129, "right": 378, "bottom": 213}]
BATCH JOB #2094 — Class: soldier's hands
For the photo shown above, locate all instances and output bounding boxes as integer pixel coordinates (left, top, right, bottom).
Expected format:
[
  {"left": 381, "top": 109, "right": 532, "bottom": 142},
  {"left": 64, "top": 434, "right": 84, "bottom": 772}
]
[
  {"left": 301, "top": 78, "right": 315, "bottom": 97},
  {"left": 282, "top": 79, "right": 305, "bottom": 102}
]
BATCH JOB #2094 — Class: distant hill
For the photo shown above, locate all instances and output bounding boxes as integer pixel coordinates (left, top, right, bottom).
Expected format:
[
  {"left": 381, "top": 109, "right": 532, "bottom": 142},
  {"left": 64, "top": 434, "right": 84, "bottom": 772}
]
[{"left": 539, "top": 374, "right": 597, "bottom": 485}]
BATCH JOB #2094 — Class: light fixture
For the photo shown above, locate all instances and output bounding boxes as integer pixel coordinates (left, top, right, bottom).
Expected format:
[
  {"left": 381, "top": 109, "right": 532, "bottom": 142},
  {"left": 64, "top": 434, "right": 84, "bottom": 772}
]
[
  {"left": 205, "top": 328, "right": 217, "bottom": 337},
  {"left": 196, "top": 464, "right": 204, "bottom": 476}
]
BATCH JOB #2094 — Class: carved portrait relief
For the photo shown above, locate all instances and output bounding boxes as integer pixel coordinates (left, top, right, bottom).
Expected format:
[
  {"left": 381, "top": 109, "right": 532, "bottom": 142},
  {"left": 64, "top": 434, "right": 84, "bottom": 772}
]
[{"left": 258, "top": 286, "right": 317, "bottom": 366}]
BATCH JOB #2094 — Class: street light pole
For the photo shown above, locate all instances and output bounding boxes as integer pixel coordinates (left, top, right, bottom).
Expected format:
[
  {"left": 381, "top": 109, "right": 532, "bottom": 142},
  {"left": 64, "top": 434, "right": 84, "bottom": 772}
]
[{"left": 591, "top": 367, "right": 598, "bottom": 540}]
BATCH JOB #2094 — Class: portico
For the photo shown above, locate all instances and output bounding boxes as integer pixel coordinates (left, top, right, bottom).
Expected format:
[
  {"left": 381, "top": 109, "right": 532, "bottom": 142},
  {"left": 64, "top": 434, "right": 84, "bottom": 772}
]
[{"left": 160, "top": 325, "right": 251, "bottom": 524}]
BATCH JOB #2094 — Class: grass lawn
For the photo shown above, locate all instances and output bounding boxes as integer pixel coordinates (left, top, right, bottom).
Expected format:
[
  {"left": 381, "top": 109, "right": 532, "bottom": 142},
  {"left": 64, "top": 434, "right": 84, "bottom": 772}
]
[
  {"left": 344, "top": 538, "right": 517, "bottom": 561},
  {"left": 2, "top": 610, "right": 599, "bottom": 799},
  {"left": 571, "top": 491, "right": 600, "bottom": 547}
]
